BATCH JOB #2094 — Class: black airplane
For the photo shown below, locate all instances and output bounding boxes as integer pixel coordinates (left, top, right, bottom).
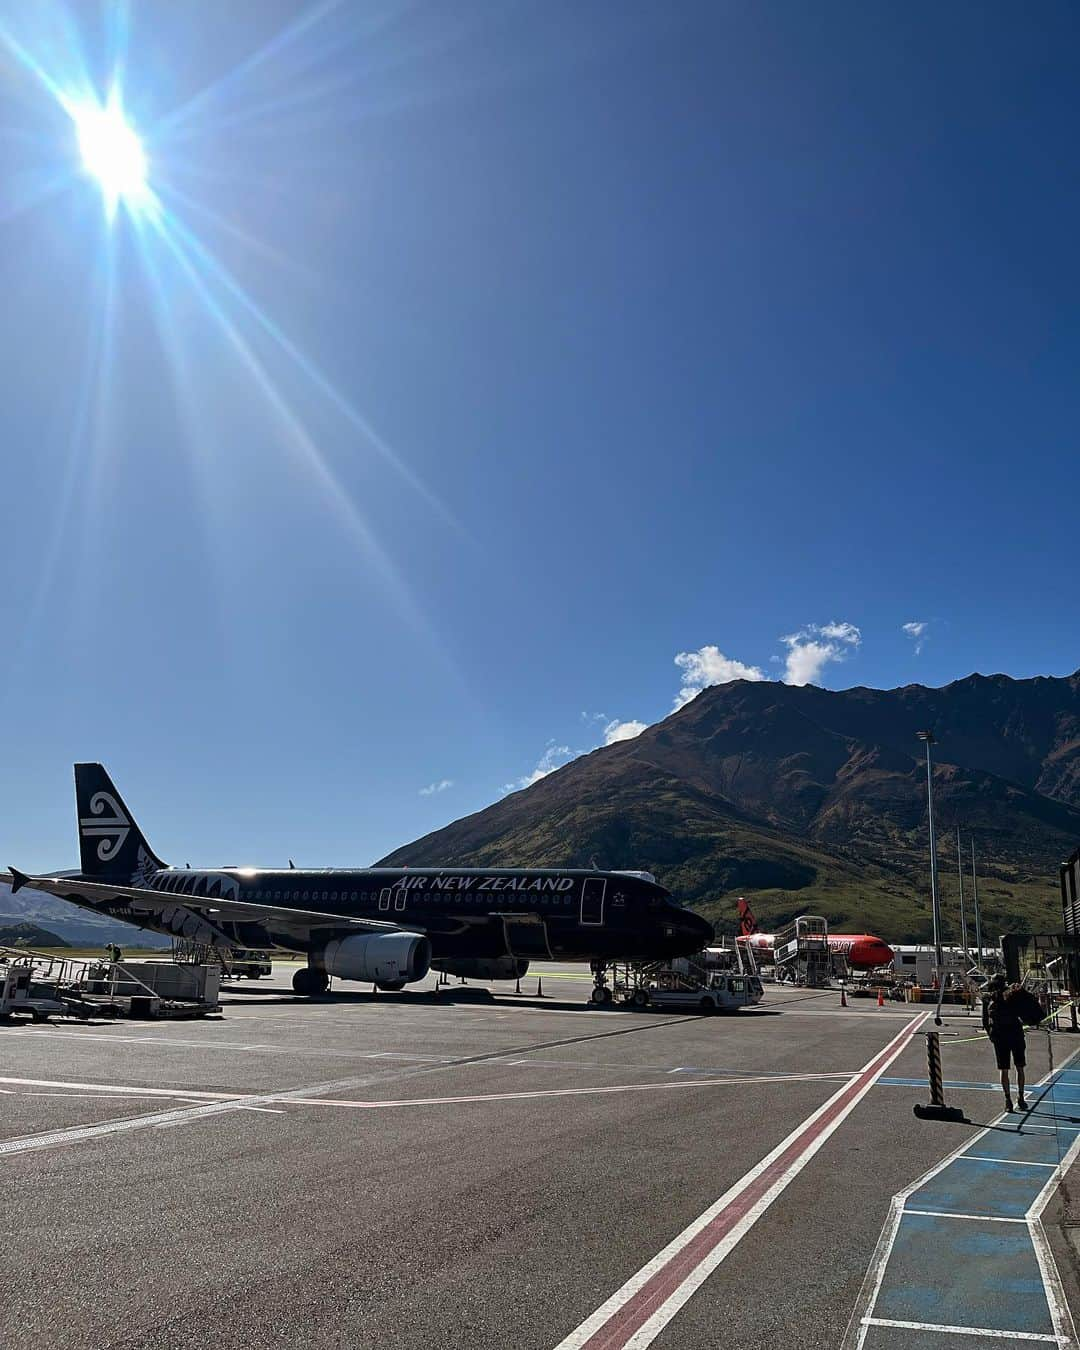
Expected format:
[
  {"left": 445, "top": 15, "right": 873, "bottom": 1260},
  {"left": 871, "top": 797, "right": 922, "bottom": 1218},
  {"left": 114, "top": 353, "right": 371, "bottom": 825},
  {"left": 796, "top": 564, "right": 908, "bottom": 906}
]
[{"left": 9, "top": 763, "right": 714, "bottom": 1001}]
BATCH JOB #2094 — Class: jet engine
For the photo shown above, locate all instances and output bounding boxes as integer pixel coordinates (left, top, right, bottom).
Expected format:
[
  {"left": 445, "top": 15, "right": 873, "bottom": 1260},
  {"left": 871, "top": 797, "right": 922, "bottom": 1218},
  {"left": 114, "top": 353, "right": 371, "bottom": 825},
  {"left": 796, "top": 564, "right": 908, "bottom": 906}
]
[
  {"left": 324, "top": 933, "right": 431, "bottom": 985},
  {"left": 432, "top": 957, "right": 529, "bottom": 981}
]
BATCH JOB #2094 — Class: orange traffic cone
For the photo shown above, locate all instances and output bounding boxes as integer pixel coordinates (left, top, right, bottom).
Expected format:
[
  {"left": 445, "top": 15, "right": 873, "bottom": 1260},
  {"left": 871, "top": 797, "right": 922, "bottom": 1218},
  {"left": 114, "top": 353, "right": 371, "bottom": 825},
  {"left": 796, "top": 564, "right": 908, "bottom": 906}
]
[{"left": 877, "top": 987, "right": 885, "bottom": 1007}]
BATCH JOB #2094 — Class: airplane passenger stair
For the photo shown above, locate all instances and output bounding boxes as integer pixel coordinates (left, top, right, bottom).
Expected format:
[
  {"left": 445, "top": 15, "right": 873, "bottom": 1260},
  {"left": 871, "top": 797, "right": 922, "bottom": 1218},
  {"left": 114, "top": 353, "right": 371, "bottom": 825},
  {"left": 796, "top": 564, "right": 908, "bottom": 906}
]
[{"left": 773, "top": 916, "right": 833, "bottom": 987}]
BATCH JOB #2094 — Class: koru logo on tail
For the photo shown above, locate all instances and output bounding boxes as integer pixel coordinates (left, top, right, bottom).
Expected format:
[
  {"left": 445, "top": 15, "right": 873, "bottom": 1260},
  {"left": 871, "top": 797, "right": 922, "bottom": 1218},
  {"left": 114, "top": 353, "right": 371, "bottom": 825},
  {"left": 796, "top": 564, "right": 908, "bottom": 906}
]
[{"left": 79, "top": 791, "right": 130, "bottom": 862}]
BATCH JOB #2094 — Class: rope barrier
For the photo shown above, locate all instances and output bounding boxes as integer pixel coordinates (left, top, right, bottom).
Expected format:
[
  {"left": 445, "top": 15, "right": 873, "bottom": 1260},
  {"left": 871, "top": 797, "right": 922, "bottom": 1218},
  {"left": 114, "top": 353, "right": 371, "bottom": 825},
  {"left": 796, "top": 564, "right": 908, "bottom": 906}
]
[
  {"left": 913, "top": 1029, "right": 966, "bottom": 1121},
  {"left": 913, "top": 993, "right": 1080, "bottom": 1125}
]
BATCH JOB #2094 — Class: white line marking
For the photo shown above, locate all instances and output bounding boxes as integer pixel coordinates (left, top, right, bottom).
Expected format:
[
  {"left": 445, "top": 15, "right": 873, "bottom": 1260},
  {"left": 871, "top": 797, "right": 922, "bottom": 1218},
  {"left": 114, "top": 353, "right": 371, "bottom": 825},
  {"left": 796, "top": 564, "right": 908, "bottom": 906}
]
[
  {"left": 842, "top": 1041, "right": 1080, "bottom": 1350},
  {"left": 551, "top": 1011, "right": 929, "bottom": 1350},
  {"left": 959, "top": 1156, "right": 1058, "bottom": 1169},
  {"left": 903, "top": 1209, "right": 1029, "bottom": 1223},
  {"left": 863, "top": 1316, "right": 1060, "bottom": 1342},
  {"left": 0, "top": 1076, "right": 244, "bottom": 1101},
  {"left": 0, "top": 1071, "right": 841, "bottom": 1120},
  {"left": 285, "top": 1074, "right": 838, "bottom": 1111},
  {"left": 0, "top": 1048, "right": 566, "bottom": 1157}
]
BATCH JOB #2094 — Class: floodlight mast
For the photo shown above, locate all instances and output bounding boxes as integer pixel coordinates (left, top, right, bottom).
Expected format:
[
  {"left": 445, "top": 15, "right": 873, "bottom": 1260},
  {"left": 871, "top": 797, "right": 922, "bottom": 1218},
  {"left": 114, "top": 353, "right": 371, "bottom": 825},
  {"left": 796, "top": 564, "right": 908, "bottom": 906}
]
[
  {"left": 956, "top": 824, "right": 970, "bottom": 966},
  {"left": 917, "top": 729, "right": 944, "bottom": 980},
  {"left": 971, "top": 837, "right": 983, "bottom": 969}
]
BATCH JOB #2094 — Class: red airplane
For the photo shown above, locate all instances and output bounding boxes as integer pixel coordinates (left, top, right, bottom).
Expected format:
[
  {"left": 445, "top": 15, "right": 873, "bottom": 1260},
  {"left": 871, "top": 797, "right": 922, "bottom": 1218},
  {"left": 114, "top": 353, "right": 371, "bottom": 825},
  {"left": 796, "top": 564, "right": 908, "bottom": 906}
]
[{"left": 736, "top": 899, "right": 893, "bottom": 971}]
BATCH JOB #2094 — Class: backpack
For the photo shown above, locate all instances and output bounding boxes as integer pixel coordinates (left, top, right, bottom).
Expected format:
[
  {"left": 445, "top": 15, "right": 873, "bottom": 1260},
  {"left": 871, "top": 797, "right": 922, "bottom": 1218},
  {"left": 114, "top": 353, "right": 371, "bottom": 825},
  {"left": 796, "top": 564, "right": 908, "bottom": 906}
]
[{"left": 1010, "top": 987, "right": 1045, "bottom": 1027}]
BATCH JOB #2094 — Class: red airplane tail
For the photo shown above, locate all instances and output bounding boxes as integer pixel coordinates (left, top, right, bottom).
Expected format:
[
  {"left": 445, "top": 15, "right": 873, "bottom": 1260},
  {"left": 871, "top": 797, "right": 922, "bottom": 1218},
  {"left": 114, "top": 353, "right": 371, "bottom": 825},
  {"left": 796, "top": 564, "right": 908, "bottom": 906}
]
[{"left": 737, "top": 897, "right": 758, "bottom": 936}]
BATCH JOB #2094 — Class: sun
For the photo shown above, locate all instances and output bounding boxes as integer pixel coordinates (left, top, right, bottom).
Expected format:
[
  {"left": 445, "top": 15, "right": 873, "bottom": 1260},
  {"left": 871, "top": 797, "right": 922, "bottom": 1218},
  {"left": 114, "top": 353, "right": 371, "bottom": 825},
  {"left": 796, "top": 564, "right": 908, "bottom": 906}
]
[{"left": 71, "top": 88, "right": 153, "bottom": 220}]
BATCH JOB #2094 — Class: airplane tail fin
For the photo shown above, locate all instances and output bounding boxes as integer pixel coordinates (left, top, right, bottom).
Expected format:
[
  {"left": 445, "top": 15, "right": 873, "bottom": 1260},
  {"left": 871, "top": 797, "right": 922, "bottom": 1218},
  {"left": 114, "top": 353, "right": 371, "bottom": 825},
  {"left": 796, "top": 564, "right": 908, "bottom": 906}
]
[
  {"left": 737, "top": 897, "right": 758, "bottom": 936},
  {"left": 75, "top": 763, "right": 166, "bottom": 882}
]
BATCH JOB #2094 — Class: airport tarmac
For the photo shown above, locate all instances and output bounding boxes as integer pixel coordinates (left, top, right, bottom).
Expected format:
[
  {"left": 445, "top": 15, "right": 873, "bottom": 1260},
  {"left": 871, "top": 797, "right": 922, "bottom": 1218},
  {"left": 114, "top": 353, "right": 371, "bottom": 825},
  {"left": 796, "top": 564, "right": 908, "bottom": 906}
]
[{"left": 3, "top": 963, "right": 1080, "bottom": 1349}]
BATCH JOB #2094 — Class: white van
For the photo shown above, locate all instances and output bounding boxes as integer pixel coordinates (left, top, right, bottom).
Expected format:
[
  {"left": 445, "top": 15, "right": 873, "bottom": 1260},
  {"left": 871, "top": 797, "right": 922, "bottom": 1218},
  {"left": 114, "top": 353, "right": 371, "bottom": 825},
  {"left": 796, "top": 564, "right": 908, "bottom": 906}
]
[{"left": 644, "top": 972, "right": 764, "bottom": 1013}]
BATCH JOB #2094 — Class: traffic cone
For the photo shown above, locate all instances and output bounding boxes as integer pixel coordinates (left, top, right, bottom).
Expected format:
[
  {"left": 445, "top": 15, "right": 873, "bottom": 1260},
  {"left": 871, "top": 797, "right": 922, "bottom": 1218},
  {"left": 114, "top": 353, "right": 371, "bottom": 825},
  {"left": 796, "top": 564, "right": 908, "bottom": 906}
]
[
  {"left": 840, "top": 985, "right": 847, "bottom": 1008},
  {"left": 877, "top": 987, "right": 885, "bottom": 1008},
  {"left": 536, "top": 976, "right": 545, "bottom": 998}
]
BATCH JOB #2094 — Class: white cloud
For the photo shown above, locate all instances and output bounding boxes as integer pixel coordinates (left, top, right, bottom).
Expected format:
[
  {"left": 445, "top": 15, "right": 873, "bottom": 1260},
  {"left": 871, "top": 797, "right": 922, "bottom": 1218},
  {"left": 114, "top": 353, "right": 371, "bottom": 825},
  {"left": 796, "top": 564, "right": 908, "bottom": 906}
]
[
  {"left": 780, "top": 621, "right": 861, "bottom": 687},
  {"left": 603, "top": 718, "right": 647, "bottom": 745},
  {"left": 503, "top": 742, "right": 574, "bottom": 793},
  {"left": 816, "top": 621, "right": 861, "bottom": 644},
  {"left": 419, "top": 779, "right": 454, "bottom": 796},
  {"left": 673, "top": 645, "right": 766, "bottom": 709},
  {"left": 902, "top": 620, "right": 928, "bottom": 654}
]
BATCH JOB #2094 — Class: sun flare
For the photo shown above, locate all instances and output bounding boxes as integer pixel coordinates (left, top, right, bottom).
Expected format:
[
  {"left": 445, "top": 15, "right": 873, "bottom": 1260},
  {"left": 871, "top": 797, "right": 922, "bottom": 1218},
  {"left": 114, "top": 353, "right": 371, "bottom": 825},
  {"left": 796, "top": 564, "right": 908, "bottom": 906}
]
[{"left": 71, "top": 88, "right": 152, "bottom": 219}]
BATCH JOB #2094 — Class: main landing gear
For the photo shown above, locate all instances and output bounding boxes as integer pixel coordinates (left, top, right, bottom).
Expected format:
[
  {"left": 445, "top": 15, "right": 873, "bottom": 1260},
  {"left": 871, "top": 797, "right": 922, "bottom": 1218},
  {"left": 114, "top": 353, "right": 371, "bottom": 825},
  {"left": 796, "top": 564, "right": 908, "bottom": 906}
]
[
  {"left": 590, "top": 961, "right": 613, "bottom": 1005},
  {"left": 292, "top": 966, "right": 329, "bottom": 996}
]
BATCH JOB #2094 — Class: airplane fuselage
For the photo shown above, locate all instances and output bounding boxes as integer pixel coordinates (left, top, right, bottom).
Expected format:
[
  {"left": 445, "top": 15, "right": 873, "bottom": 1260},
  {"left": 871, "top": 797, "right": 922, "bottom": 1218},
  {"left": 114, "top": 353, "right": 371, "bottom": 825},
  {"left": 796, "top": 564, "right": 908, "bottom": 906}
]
[{"left": 92, "top": 865, "right": 713, "bottom": 965}]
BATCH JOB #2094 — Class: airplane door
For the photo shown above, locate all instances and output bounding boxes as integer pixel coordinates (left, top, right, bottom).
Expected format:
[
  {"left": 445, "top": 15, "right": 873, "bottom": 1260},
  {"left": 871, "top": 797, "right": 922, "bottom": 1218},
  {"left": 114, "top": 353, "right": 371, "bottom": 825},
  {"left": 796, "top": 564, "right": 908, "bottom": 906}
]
[
  {"left": 499, "top": 914, "right": 553, "bottom": 959},
  {"left": 580, "top": 877, "right": 606, "bottom": 926}
]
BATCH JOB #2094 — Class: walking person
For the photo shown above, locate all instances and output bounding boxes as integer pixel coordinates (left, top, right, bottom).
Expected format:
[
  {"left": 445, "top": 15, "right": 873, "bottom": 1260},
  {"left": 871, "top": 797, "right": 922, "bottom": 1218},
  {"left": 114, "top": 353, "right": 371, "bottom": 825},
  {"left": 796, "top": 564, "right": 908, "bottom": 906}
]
[{"left": 982, "top": 973, "right": 1029, "bottom": 1112}]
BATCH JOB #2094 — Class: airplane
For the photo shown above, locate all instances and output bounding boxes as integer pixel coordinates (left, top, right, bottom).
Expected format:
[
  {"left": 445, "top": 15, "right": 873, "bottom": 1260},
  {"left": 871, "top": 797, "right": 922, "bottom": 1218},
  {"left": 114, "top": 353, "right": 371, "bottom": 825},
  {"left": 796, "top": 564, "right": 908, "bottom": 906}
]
[
  {"left": 736, "top": 899, "right": 894, "bottom": 971},
  {"left": 8, "top": 763, "right": 714, "bottom": 1003}
]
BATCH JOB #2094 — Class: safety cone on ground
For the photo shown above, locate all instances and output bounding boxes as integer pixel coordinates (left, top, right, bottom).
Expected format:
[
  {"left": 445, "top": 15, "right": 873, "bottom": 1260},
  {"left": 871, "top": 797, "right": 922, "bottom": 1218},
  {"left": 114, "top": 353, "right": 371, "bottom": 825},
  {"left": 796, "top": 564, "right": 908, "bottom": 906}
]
[
  {"left": 536, "top": 976, "right": 545, "bottom": 998},
  {"left": 840, "top": 985, "right": 847, "bottom": 1008},
  {"left": 515, "top": 976, "right": 521, "bottom": 995},
  {"left": 877, "top": 986, "right": 885, "bottom": 1007}
]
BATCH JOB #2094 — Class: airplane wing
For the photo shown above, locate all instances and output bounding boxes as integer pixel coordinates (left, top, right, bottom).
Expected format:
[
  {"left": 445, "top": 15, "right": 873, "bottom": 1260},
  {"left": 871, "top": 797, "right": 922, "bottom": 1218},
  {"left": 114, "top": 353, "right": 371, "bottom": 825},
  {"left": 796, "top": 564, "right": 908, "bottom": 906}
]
[{"left": 7, "top": 868, "right": 424, "bottom": 936}]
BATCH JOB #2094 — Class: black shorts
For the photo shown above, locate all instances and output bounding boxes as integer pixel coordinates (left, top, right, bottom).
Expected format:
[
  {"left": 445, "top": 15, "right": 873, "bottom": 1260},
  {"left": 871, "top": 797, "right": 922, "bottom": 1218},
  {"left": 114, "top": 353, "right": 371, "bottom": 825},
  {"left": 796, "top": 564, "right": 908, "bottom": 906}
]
[{"left": 992, "top": 1036, "right": 1026, "bottom": 1071}]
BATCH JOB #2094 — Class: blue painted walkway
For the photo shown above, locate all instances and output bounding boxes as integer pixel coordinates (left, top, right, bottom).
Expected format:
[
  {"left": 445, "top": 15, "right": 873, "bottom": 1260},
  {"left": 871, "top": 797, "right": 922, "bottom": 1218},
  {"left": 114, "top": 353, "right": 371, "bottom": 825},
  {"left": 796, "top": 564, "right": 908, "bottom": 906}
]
[{"left": 847, "top": 1062, "right": 1080, "bottom": 1348}]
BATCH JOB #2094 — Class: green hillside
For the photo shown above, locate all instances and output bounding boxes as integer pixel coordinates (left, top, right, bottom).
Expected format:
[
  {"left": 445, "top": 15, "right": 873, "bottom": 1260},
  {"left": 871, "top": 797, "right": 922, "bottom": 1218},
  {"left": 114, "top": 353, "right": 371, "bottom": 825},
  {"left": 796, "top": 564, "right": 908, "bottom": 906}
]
[{"left": 380, "top": 672, "right": 1080, "bottom": 942}]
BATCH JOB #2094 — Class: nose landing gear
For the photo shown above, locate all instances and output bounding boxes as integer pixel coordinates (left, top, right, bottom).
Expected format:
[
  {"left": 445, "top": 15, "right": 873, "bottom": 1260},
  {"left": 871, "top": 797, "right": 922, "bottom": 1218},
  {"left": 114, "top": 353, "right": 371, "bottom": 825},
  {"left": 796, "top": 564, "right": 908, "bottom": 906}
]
[{"left": 590, "top": 961, "right": 613, "bottom": 1005}]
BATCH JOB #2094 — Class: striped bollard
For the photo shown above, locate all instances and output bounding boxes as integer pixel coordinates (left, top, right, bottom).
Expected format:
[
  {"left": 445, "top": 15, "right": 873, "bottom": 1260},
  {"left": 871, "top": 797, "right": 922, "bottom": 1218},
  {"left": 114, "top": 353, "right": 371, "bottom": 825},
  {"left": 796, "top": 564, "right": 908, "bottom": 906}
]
[{"left": 913, "top": 1029, "right": 966, "bottom": 1121}]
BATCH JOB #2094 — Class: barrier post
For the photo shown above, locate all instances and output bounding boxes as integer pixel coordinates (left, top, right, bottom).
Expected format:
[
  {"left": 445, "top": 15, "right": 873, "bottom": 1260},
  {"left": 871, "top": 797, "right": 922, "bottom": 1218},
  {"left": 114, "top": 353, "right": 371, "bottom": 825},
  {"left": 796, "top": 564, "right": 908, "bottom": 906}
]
[
  {"left": 840, "top": 983, "right": 847, "bottom": 1008},
  {"left": 913, "top": 1029, "right": 966, "bottom": 1121}
]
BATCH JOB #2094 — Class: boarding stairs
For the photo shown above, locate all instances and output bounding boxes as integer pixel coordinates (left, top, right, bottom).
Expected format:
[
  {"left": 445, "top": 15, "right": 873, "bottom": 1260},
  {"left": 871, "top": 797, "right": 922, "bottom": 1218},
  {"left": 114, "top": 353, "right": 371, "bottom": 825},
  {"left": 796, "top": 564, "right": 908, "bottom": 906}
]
[{"left": 773, "top": 915, "right": 833, "bottom": 987}]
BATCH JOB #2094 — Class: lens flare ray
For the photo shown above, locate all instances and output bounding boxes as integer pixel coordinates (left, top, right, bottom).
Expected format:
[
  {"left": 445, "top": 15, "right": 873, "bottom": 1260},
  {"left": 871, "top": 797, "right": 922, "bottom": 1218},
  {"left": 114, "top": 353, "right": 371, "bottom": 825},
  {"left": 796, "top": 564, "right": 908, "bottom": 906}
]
[{"left": 1, "top": 0, "right": 463, "bottom": 685}]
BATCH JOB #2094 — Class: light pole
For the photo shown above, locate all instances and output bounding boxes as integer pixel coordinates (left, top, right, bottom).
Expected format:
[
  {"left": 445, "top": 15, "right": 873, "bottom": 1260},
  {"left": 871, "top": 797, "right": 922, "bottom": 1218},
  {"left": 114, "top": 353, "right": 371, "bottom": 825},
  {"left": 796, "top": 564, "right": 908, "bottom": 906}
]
[
  {"left": 956, "top": 824, "right": 970, "bottom": 966},
  {"left": 917, "top": 729, "right": 943, "bottom": 978},
  {"left": 971, "top": 837, "right": 983, "bottom": 969}
]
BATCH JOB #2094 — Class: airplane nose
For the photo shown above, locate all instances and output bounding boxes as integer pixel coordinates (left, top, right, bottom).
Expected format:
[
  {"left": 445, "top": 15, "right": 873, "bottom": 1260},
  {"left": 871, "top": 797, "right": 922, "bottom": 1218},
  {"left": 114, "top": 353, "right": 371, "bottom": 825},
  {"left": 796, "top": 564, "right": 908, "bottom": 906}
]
[{"left": 688, "top": 912, "right": 715, "bottom": 947}]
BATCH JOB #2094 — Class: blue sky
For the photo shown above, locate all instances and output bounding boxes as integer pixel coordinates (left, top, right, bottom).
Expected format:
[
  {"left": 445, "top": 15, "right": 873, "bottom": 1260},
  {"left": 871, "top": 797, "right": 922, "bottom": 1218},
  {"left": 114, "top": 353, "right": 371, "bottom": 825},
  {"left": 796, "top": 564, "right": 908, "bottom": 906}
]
[{"left": 2, "top": 0, "right": 1078, "bottom": 870}]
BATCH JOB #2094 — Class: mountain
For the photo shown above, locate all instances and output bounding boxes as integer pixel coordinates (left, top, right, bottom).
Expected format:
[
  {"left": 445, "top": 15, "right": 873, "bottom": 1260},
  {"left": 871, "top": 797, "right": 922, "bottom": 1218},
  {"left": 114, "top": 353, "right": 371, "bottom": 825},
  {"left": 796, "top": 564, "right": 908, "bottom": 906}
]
[
  {"left": 0, "top": 880, "right": 171, "bottom": 948},
  {"left": 378, "top": 672, "right": 1080, "bottom": 942},
  {"left": 0, "top": 922, "right": 70, "bottom": 948}
]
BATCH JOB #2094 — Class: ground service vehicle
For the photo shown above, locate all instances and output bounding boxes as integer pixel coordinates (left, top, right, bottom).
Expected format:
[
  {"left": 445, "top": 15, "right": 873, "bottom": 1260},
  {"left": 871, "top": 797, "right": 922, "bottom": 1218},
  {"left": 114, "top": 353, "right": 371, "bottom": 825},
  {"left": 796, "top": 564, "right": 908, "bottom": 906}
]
[{"left": 644, "top": 971, "right": 764, "bottom": 1012}]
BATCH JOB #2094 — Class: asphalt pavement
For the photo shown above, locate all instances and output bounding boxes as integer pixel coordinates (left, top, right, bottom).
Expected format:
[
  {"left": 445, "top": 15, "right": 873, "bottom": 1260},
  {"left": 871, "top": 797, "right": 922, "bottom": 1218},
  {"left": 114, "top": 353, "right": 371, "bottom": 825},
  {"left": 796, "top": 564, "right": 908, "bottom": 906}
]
[{"left": 3, "top": 965, "right": 1079, "bottom": 1349}]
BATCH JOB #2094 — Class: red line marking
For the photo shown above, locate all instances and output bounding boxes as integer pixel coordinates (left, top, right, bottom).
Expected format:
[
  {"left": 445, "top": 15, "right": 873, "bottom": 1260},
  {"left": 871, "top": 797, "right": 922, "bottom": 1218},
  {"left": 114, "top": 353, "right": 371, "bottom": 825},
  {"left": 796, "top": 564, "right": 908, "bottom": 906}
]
[{"left": 573, "top": 1014, "right": 927, "bottom": 1349}]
